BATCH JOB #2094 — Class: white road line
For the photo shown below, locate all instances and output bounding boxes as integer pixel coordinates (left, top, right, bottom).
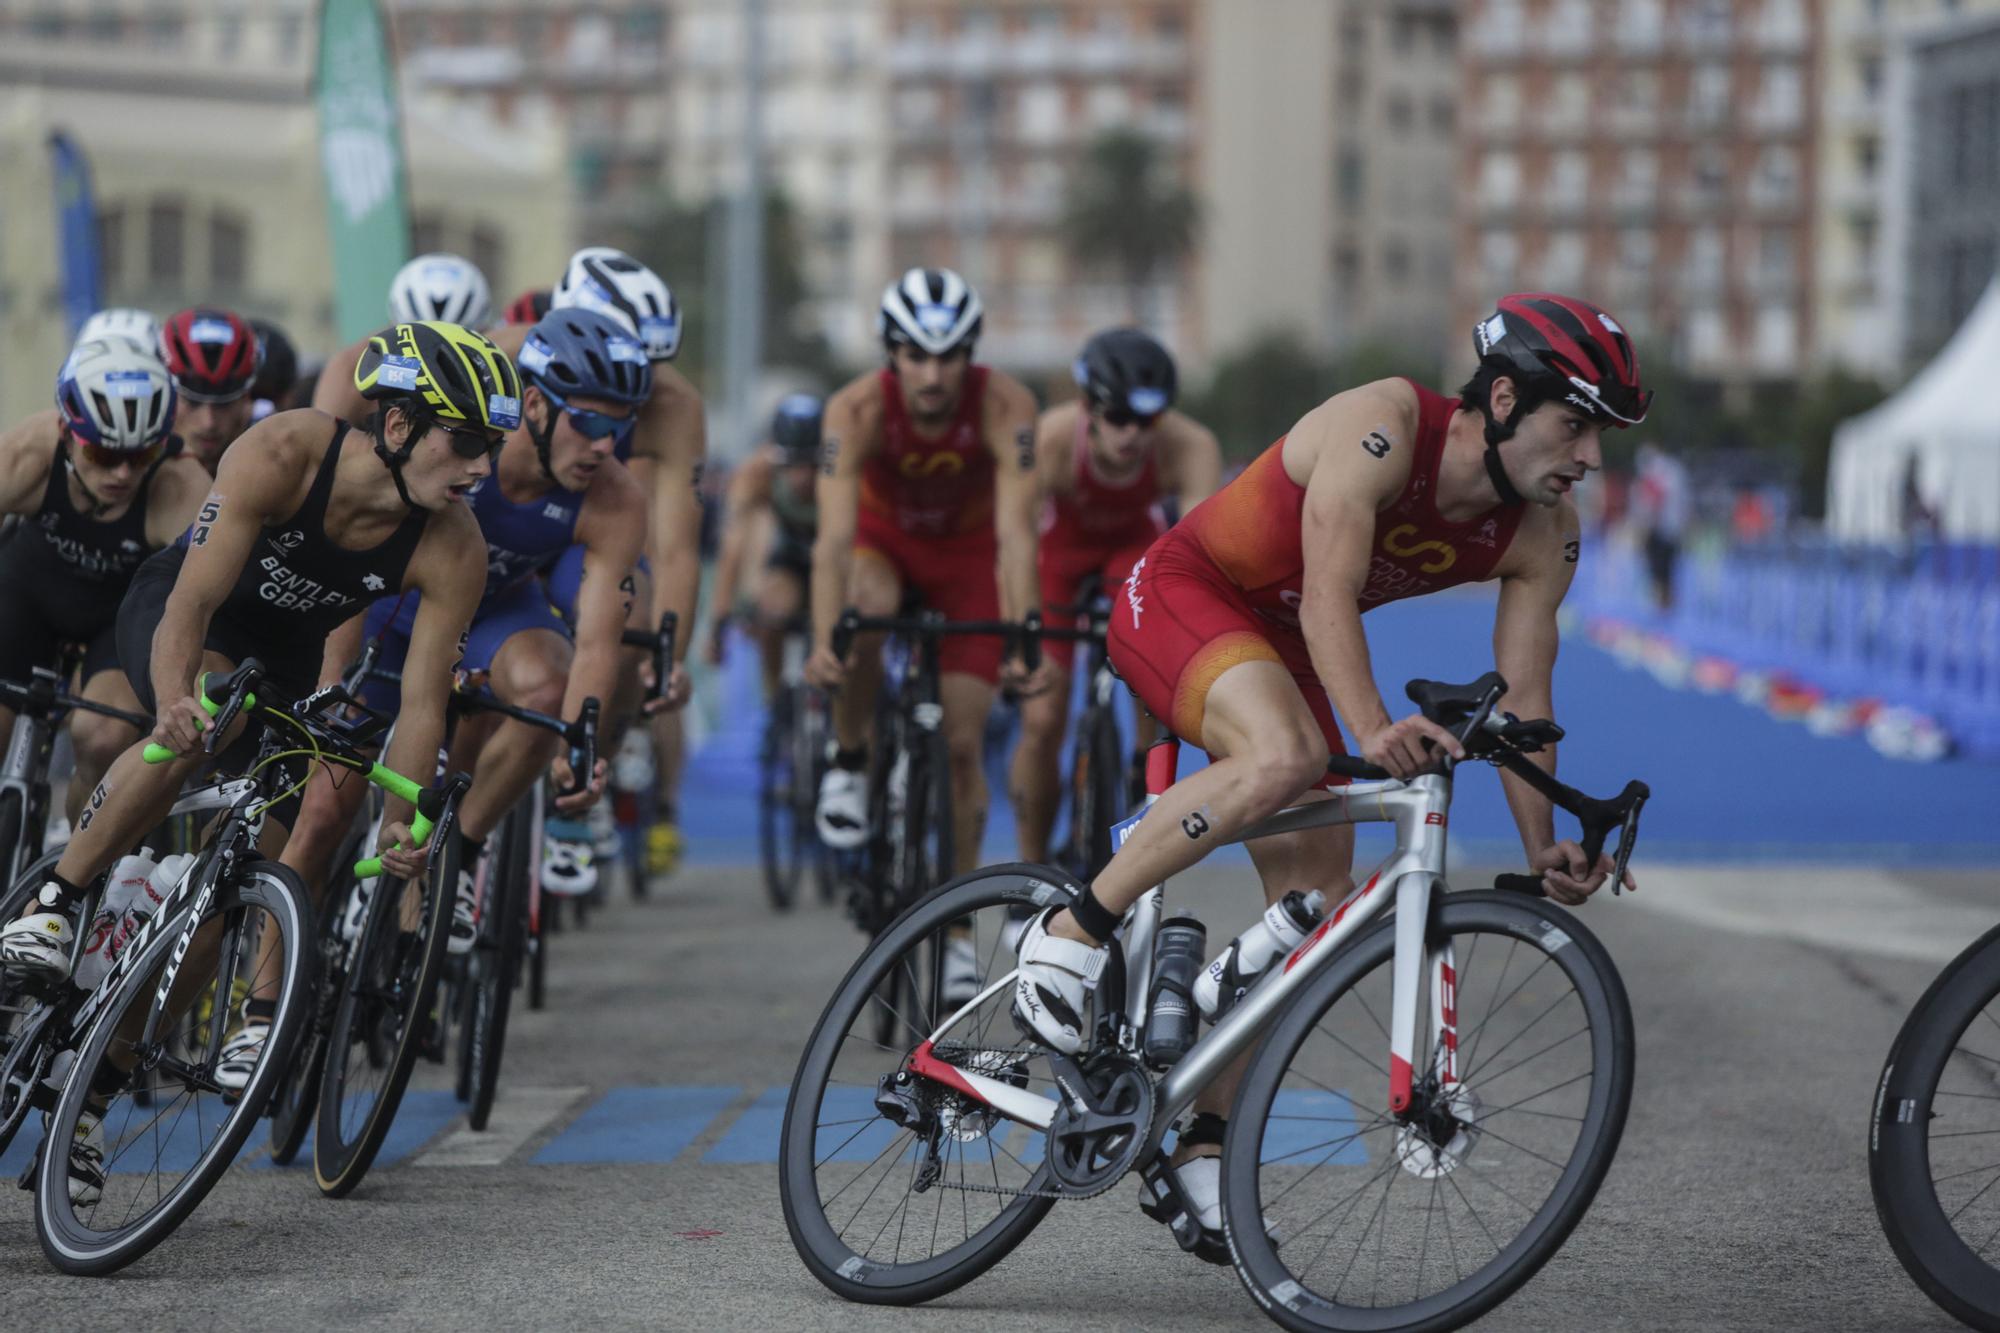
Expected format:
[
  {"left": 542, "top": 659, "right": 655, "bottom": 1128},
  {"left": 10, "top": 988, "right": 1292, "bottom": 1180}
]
[
  {"left": 1625, "top": 866, "right": 1993, "bottom": 964},
  {"left": 414, "top": 1085, "right": 591, "bottom": 1168}
]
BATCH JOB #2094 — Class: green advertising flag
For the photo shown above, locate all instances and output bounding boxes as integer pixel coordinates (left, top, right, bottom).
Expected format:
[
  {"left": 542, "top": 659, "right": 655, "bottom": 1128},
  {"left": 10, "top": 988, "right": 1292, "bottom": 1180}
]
[{"left": 316, "top": 0, "right": 409, "bottom": 343}]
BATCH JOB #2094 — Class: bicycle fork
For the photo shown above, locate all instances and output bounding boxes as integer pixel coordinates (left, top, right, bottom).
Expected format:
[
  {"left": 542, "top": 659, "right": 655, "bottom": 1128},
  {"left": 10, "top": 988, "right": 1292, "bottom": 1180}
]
[{"left": 1387, "top": 873, "right": 1459, "bottom": 1117}]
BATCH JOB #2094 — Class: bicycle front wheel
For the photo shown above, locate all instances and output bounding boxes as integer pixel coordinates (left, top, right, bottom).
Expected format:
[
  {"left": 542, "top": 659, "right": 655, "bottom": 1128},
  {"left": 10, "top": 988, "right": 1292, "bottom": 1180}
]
[
  {"left": 37, "top": 862, "right": 313, "bottom": 1276},
  {"left": 1871, "top": 923, "right": 2000, "bottom": 1331},
  {"left": 313, "top": 819, "right": 459, "bottom": 1197},
  {"left": 760, "top": 690, "right": 804, "bottom": 911},
  {"left": 1224, "top": 890, "right": 1634, "bottom": 1333}
]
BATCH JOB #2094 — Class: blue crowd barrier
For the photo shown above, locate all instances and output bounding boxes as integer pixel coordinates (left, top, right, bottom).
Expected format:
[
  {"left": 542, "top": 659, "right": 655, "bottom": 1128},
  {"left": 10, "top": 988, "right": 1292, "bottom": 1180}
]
[{"left": 1573, "top": 533, "right": 2000, "bottom": 758}]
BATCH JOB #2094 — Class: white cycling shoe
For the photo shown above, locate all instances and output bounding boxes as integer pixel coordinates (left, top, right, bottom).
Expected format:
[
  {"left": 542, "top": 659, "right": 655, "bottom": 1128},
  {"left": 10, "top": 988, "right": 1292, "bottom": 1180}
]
[
  {"left": 1141, "top": 1155, "right": 1223, "bottom": 1232},
  {"left": 1, "top": 886, "right": 78, "bottom": 983},
  {"left": 1010, "top": 907, "right": 1106, "bottom": 1055},
  {"left": 542, "top": 835, "right": 598, "bottom": 898},
  {"left": 941, "top": 933, "right": 982, "bottom": 1009},
  {"left": 215, "top": 1022, "right": 269, "bottom": 1098},
  {"left": 815, "top": 768, "right": 869, "bottom": 850}
]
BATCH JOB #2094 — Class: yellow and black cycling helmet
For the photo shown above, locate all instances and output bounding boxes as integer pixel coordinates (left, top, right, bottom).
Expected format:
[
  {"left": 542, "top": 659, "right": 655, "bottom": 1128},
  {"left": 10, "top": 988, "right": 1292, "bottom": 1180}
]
[
  {"left": 356, "top": 321, "right": 522, "bottom": 505},
  {"left": 355, "top": 320, "right": 522, "bottom": 432}
]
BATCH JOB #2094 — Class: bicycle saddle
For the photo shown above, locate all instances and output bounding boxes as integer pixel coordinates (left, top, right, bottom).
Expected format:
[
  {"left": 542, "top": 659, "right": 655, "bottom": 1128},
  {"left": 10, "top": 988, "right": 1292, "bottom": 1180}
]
[{"left": 1405, "top": 672, "right": 1508, "bottom": 727}]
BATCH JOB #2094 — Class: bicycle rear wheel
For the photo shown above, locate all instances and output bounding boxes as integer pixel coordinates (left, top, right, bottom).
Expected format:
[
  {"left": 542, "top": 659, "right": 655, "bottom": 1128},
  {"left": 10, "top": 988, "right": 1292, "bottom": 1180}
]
[
  {"left": 37, "top": 862, "right": 312, "bottom": 1275},
  {"left": 1223, "top": 891, "right": 1634, "bottom": 1333},
  {"left": 760, "top": 690, "right": 805, "bottom": 911},
  {"left": 1067, "top": 700, "right": 1125, "bottom": 882},
  {"left": 313, "top": 819, "right": 459, "bottom": 1197},
  {"left": 782, "top": 864, "right": 1082, "bottom": 1306},
  {"left": 267, "top": 864, "right": 361, "bottom": 1166},
  {"left": 1871, "top": 923, "right": 2000, "bottom": 1331},
  {"left": 462, "top": 805, "right": 528, "bottom": 1131}
]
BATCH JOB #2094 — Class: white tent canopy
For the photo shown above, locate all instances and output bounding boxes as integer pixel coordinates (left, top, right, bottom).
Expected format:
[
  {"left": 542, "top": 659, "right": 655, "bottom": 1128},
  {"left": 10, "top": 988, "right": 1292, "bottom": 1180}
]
[{"left": 1828, "top": 275, "right": 2000, "bottom": 543}]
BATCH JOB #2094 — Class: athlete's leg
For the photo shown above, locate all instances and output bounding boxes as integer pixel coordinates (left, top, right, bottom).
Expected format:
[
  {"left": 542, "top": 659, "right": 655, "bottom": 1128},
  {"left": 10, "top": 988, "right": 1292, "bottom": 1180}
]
[
  {"left": 753, "top": 562, "right": 805, "bottom": 703},
  {"left": 830, "top": 549, "right": 901, "bottom": 753},
  {"left": 66, "top": 669, "right": 147, "bottom": 827},
  {"left": 1007, "top": 663, "right": 1072, "bottom": 863},
  {"left": 457, "top": 627, "right": 573, "bottom": 842},
  {"left": 938, "top": 672, "right": 999, "bottom": 876}
]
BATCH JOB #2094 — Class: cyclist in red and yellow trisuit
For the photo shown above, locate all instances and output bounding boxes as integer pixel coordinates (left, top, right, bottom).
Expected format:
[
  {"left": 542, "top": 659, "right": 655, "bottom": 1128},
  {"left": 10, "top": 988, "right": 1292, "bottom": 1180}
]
[
  {"left": 1009, "top": 292, "right": 1652, "bottom": 1243},
  {"left": 1009, "top": 328, "right": 1220, "bottom": 865},
  {"left": 804, "top": 267, "right": 1046, "bottom": 884}
]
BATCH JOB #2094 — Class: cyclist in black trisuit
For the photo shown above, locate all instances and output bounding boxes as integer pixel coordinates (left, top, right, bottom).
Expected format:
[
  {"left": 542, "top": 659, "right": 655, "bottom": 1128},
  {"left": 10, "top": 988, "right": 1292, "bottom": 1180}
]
[
  {"left": 0, "top": 321, "right": 512, "bottom": 992},
  {"left": 0, "top": 336, "right": 207, "bottom": 825},
  {"left": 706, "top": 393, "right": 822, "bottom": 700}
]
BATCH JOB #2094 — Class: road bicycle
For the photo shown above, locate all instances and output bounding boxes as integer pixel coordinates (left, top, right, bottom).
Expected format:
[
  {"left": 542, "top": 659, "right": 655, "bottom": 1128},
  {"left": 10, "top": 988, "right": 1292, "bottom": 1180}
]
[
  {"left": 1871, "top": 923, "right": 2000, "bottom": 1330},
  {"left": 594, "top": 612, "right": 678, "bottom": 905},
  {"left": 780, "top": 670, "right": 1648, "bottom": 1331},
  {"left": 0, "top": 651, "right": 154, "bottom": 888},
  {"left": 757, "top": 614, "right": 832, "bottom": 912},
  {"left": 0, "top": 658, "right": 448, "bottom": 1274}
]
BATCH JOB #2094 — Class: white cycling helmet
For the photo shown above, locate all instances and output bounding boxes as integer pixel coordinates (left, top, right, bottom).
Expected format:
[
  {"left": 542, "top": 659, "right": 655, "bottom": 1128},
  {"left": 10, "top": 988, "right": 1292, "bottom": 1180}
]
[
  {"left": 388, "top": 253, "right": 493, "bottom": 329},
  {"left": 552, "top": 246, "right": 681, "bottom": 362},
  {"left": 878, "top": 267, "right": 983, "bottom": 357},
  {"left": 55, "top": 337, "right": 177, "bottom": 453},
  {"left": 76, "top": 307, "right": 161, "bottom": 352}
]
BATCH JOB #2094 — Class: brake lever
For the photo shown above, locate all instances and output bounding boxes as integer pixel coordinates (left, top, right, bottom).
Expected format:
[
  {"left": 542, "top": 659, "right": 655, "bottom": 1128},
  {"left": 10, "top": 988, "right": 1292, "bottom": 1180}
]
[{"left": 564, "top": 697, "right": 601, "bottom": 799}]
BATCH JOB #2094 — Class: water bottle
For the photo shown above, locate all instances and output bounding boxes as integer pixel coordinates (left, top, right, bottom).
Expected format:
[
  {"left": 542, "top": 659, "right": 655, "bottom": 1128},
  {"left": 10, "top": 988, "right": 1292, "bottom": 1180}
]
[
  {"left": 1193, "top": 890, "right": 1328, "bottom": 1022},
  {"left": 75, "top": 848, "right": 157, "bottom": 991},
  {"left": 121, "top": 852, "right": 194, "bottom": 951},
  {"left": 1144, "top": 917, "right": 1208, "bottom": 1068}
]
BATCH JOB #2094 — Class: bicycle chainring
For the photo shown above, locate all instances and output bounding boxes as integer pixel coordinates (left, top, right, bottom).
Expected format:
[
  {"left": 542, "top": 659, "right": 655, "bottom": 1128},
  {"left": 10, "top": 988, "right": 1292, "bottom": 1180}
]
[{"left": 1043, "top": 1053, "right": 1154, "bottom": 1199}]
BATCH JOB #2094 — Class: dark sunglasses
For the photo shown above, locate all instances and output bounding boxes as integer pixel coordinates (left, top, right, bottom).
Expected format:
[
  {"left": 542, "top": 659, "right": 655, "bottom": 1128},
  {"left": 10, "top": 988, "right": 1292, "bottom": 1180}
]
[
  {"left": 1099, "top": 404, "right": 1161, "bottom": 430},
  {"left": 76, "top": 437, "right": 168, "bottom": 471},
  {"left": 432, "top": 419, "right": 504, "bottom": 461},
  {"left": 541, "top": 387, "right": 636, "bottom": 445}
]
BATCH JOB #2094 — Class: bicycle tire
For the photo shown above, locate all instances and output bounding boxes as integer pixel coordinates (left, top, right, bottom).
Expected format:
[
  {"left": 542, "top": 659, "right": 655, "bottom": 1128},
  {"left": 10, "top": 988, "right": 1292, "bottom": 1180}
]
[
  {"left": 37, "top": 863, "right": 313, "bottom": 1276},
  {"left": 527, "top": 871, "right": 550, "bottom": 1014},
  {"left": 782, "top": 862, "right": 1083, "bottom": 1306},
  {"left": 0, "top": 789, "right": 24, "bottom": 901},
  {"left": 266, "top": 862, "right": 359, "bottom": 1166},
  {"left": 0, "top": 842, "right": 68, "bottom": 1158},
  {"left": 1222, "top": 891, "right": 1634, "bottom": 1333},
  {"left": 313, "top": 815, "right": 459, "bottom": 1198},
  {"left": 1070, "top": 700, "right": 1125, "bottom": 881},
  {"left": 760, "top": 688, "right": 803, "bottom": 911},
  {"left": 465, "top": 805, "right": 529, "bottom": 1131},
  {"left": 1871, "top": 923, "right": 2000, "bottom": 1331}
]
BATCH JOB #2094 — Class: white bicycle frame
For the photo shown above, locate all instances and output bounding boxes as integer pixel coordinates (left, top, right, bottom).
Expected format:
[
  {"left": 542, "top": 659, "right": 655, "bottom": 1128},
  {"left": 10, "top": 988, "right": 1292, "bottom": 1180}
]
[{"left": 910, "top": 767, "right": 1464, "bottom": 1153}]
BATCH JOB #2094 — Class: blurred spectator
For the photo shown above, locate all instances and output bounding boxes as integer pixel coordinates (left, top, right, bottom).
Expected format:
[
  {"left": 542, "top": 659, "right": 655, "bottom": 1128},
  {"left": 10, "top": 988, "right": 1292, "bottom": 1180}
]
[
  {"left": 1635, "top": 443, "right": 1690, "bottom": 611},
  {"left": 1731, "top": 487, "right": 1775, "bottom": 545},
  {"left": 1900, "top": 456, "right": 1940, "bottom": 543}
]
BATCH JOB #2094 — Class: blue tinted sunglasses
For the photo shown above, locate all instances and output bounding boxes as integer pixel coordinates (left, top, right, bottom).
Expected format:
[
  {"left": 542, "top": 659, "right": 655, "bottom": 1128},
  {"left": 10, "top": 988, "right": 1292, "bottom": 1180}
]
[{"left": 541, "top": 387, "right": 636, "bottom": 445}]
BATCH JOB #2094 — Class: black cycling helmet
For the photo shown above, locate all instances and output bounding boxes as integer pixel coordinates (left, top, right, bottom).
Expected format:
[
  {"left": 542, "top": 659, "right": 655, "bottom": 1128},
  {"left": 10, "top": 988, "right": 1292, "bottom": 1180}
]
[
  {"left": 1073, "top": 327, "right": 1177, "bottom": 421},
  {"left": 248, "top": 317, "right": 299, "bottom": 407},
  {"left": 771, "top": 393, "right": 823, "bottom": 466}
]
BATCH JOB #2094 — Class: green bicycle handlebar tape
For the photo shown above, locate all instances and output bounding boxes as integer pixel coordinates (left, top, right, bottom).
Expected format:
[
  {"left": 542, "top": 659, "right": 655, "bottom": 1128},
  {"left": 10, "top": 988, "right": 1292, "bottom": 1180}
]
[{"left": 140, "top": 686, "right": 239, "bottom": 764}]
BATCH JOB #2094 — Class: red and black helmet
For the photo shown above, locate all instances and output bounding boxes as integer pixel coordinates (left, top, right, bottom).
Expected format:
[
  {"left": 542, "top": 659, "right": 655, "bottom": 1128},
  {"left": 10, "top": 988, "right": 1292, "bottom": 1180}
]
[
  {"left": 160, "top": 307, "right": 262, "bottom": 404},
  {"left": 504, "top": 287, "right": 553, "bottom": 327},
  {"left": 1473, "top": 292, "right": 1652, "bottom": 426}
]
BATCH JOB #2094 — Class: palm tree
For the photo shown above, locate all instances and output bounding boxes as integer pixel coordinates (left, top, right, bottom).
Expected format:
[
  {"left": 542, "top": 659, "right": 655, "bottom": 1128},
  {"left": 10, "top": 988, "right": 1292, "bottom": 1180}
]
[{"left": 1060, "top": 128, "right": 1199, "bottom": 327}]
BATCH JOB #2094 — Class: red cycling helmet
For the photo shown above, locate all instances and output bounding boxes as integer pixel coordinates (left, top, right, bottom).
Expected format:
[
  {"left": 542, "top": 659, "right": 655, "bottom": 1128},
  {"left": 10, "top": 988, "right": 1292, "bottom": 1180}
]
[
  {"left": 1473, "top": 292, "right": 1652, "bottom": 426},
  {"left": 504, "top": 287, "right": 553, "bottom": 327},
  {"left": 160, "top": 307, "right": 262, "bottom": 403}
]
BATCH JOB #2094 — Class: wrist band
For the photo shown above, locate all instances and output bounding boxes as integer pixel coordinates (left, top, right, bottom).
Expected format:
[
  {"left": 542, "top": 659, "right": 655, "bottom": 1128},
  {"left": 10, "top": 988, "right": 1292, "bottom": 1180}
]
[{"left": 1068, "top": 883, "right": 1122, "bottom": 944}]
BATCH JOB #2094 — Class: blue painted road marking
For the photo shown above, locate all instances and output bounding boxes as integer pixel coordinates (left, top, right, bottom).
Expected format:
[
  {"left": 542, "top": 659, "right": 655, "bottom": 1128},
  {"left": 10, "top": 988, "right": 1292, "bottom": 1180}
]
[
  {"left": 533, "top": 1085, "right": 737, "bottom": 1165},
  {"left": 1258, "top": 1089, "right": 1368, "bottom": 1166}
]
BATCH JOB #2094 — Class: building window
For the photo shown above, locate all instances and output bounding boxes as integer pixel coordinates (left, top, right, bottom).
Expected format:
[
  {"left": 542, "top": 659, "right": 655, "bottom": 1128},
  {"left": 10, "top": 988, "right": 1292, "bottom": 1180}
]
[
  {"left": 1858, "top": 55, "right": 1882, "bottom": 99},
  {"left": 1753, "top": 306, "right": 1796, "bottom": 370},
  {"left": 471, "top": 225, "right": 504, "bottom": 291},
  {"left": 1335, "top": 245, "right": 1362, "bottom": 298},
  {"left": 1484, "top": 73, "right": 1520, "bottom": 130},
  {"left": 146, "top": 199, "right": 184, "bottom": 285},
  {"left": 1479, "top": 229, "right": 1519, "bottom": 284},
  {"left": 1479, "top": 152, "right": 1521, "bottom": 209},
  {"left": 1386, "top": 93, "right": 1413, "bottom": 132},
  {"left": 411, "top": 214, "right": 446, "bottom": 257},
  {"left": 1550, "top": 150, "right": 1589, "bottom": 201},
  {"left": 1856, "top": 133, "right": 1880, "bottom": 179},
  {"left": 1429, "top": 95, "right": 1454, "bottom": 134},
  {"left": 1690, "top": 64, "right": 1731, "bottom": 125},
  {"left": 1619, "top": 228, "right": 1655, "bottom": 276},
  {"left": 1337, "top": 147, "right": 1366, "bottom": 211},
  {"left": 1384, "top": 241, "right": 1411, "bottom": 282},
  {"left": 208, "top": 211, "right": 247, "bottom": 290},
  {"left": 1685, "top": 227, "right": 1724, "bottom": 289},
  {"left": 1018, "top": 83, "right": 1064, "bottom": 141},
  {"left": 1751, "top": 145, "right": 1799, "bottom": 207},
  {"left": 1541, "top": 230, "right": 1586, "bottom": 287},
  {"left": 1615, "top": 148, "right": 1657, "bottom": 209},
  {"left": 1755, "top": 62, "right": 1802, "bottom": 127},
  {"left": 1690, "top": 144, "right": 1729, "bottom": 209}
]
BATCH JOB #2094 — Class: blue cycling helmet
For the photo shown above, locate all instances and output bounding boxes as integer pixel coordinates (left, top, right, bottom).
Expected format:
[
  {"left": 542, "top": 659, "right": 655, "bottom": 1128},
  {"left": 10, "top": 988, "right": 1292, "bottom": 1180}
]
[
  {"left": 771, "top": 393, "right": 823, "bottom": 466},
  {"left": 517, "top": 307, "right": 653, "bottom": 406}
]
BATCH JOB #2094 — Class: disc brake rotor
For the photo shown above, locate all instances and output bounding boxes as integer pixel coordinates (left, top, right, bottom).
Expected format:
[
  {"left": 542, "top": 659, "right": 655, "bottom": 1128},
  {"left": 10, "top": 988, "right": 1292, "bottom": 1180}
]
[{"left": 1395, "top": 1081, "right": 1483, "bottom": 1179}]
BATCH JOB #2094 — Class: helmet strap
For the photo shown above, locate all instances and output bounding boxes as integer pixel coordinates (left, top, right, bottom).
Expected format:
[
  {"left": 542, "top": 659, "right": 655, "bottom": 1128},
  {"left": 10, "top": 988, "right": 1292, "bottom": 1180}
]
[
  {"left": 526, "top": 394, "right": 560, "bottom": 486},
  {"left": 371, "top": 406, "right": 426, "bottom": 511},
  {"left": 1480, "top": 402, "right": 1528, "bottom": 508},
  {"left": 56, "top": 434, "right": 114, "bottom": 517}
]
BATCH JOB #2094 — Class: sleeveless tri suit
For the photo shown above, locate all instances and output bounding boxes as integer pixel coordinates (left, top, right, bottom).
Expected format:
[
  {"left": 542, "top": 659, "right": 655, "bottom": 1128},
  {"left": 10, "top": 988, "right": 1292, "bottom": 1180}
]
[
  {"left": 1036, "top": 411, "right": 1166, "bottom": 673},
  {"left": 1107, "top": 380, "right": 1525, "bottom": 780}
]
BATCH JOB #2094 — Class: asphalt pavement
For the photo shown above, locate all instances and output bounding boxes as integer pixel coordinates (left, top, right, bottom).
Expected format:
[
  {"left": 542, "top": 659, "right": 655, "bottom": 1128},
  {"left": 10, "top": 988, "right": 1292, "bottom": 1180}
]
[{"left": 0, "top": 853, "right": 1986, "bottom": 1332}]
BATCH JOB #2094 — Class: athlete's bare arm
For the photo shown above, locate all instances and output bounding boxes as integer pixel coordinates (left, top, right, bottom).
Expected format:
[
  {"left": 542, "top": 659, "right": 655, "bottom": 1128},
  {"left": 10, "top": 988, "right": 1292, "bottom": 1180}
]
[
  {"left": 558, "top": 460, "right": 648, "bottom": 798},
  {"left": 310, "top": 337, "right": 372, "bottom": 429},
  {"left": 0, "top": 411, "right": 60, "bottom": 516},
  {"left": 632, "top": 364, "right": 706, "bottom": 691},
  {"left": 982, "top": 370, "right": 1044, "bottom": 666},
  {"left": 1032, "top": 402, "right": 1081, "bottom": 504},
  {"left": 149, "top": 415, "right": 320, "bottom": 753},
  {"left": 805, "top": 371, "right": 881, "bottom": 687},
  {"left": 708, "top": 448, "right": 777, "bottom": 632},
  {"left": 141, "top": 456, "right": 213, "bottom": 548},
  {"left": 1294, "top": 379, "right": 1464, "bottom": 778},
  {"left": 375, "top": 503, "right": 486, "bottom": 875},
  {"left": 1159, "top": 411, "right": 1223, "bottom": 510}
]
